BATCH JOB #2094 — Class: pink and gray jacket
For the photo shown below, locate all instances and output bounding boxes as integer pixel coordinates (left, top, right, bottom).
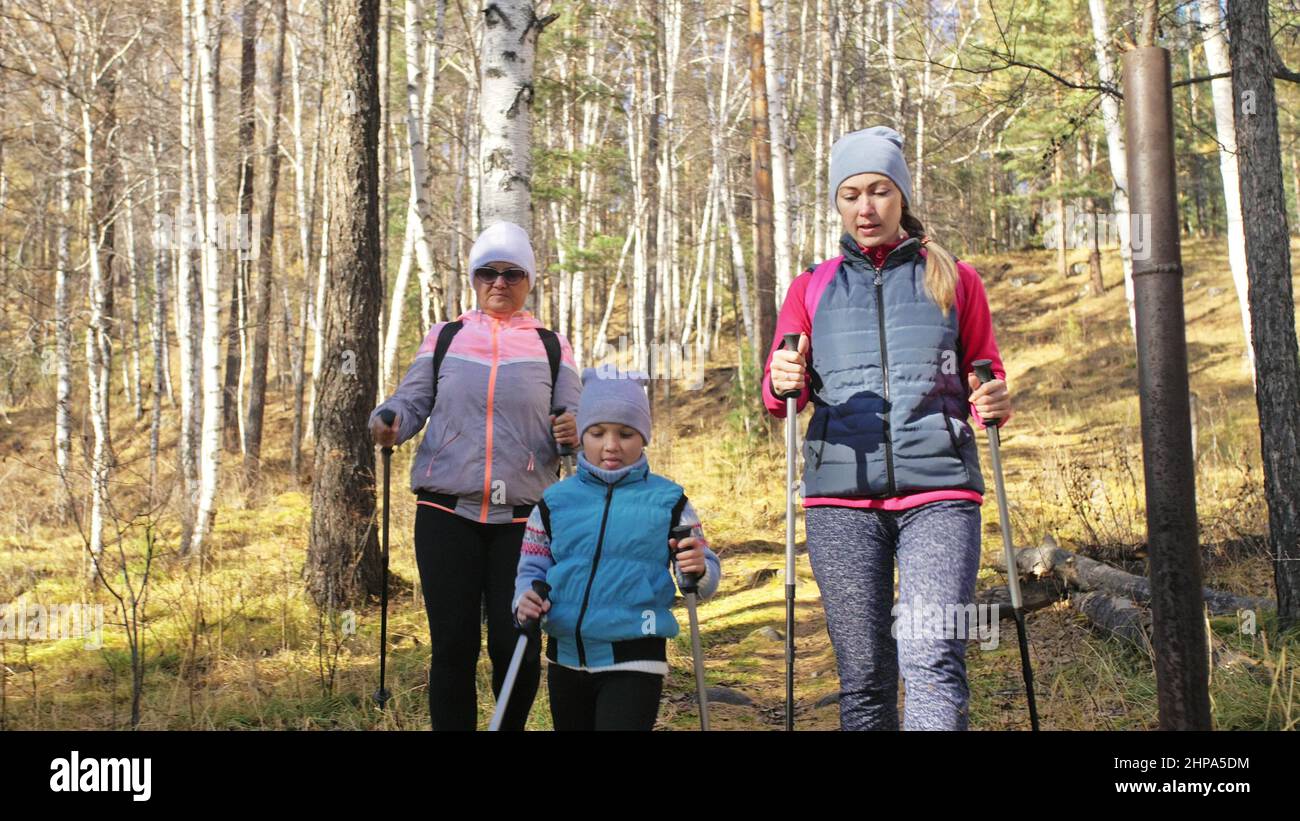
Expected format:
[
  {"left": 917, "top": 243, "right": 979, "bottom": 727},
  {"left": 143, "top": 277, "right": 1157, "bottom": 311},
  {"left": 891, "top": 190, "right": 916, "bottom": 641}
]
[
  {"left": 370, "top": 309, "right": 582, "bottom": 524},
  {"left": 761, "top": 234, "right": 1009, "bottom": 511}
]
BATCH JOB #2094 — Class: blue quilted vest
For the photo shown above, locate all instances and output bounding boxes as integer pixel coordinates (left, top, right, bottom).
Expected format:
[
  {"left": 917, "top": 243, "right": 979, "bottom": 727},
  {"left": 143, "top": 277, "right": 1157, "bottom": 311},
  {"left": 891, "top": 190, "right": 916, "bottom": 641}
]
[
  {"left": 802, "top": 234, "right": 985, "bottom": 498},
  {"left": 539, "top": 456, "right": 687, "bottom": 668}
]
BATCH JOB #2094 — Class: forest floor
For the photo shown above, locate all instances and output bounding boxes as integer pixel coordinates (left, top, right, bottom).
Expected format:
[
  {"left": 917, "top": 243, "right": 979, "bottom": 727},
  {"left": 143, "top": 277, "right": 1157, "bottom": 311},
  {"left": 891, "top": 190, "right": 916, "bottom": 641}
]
[{"left": 1, "top": 239, "right": 1298, "bottom": 730}]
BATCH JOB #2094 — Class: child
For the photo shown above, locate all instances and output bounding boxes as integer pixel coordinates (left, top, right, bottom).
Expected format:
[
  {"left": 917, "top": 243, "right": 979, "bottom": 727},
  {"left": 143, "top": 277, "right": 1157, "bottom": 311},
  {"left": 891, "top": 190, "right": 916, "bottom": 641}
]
[{"left": 513, "top": 368, "right": 721, "bottom": 731}]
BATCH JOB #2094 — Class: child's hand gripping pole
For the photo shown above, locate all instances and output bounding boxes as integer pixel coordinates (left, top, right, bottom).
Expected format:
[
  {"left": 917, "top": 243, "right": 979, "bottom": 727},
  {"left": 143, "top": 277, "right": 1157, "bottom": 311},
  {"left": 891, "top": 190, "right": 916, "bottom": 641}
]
[
  {"left": 780, "top": 333, "right": 800, "bottom": 731},
  {"left": 971, "top": 359, "right": 1039, "bottom": 731},
  {"left": 375, "top": 409, "right": 397, "bottom": 709},
  {"left": 672, "top": 525, "right": 710, "bottom": 731},
  {"left": 489, "top": 580, "right": 551, "bottom": 732}
]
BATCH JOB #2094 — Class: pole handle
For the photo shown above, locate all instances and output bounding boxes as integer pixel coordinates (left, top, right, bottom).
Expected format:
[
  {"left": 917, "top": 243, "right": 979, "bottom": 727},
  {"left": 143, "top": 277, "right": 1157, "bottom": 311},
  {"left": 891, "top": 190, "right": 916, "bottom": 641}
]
[
  {"left": 670, "top": 525, "right": 700, "bottom": 594},
  {"left": 378, "top": 408, "right": 397, "bottom": 453},
  {"left": 780, "top": 333, "right": 803, "bottom": 401},
  {"left": 971, "top": 359, "right": 1003, "bottom": 427},
  {"left": 551, "top": 406, "right": 573, "bottom": 457},
  {"left": 518, "top": 579, "right": 551, "bottom": 634}
]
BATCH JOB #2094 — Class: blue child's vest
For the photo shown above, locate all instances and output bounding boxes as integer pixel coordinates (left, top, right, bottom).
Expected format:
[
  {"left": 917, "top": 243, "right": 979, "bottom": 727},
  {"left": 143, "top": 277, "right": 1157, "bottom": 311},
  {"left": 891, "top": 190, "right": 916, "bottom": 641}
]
[{"left": 539, "top": 456, "right": 687, "bottom": 668}]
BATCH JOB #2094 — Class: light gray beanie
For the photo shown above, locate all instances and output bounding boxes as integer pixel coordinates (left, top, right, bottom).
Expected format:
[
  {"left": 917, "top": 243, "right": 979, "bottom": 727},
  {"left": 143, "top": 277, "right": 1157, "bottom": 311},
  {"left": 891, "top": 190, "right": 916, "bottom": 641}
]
[
  {"left": 468, "top": 221, "right": 537, "bottom": 286},
  {"left": 577, "top": 367, "right": 652, "bottom": 445},
  {"left": 828, "top": 126, "right": 912, "bottom": 209}
]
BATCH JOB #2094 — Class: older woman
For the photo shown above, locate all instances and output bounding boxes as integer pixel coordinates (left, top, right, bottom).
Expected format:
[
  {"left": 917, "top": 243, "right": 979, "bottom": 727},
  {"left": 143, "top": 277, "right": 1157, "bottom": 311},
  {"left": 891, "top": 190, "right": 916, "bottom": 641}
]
[
  {"left": 762, "top": 126, "right": 1013, "bottom": 730},
  {"left": 370, "top": 221, "right": 580, "bottom": 730}
]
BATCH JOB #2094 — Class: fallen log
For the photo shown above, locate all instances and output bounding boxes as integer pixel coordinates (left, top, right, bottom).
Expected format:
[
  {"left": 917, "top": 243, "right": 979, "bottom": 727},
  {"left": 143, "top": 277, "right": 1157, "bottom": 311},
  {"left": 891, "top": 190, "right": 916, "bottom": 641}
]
[
  {"left": 974, "top": 577, "right": 1068, "bottom": 619},
  {"left": 1070, "top": 591, "right": 1152, "bottom": 648},
  {"left": 986, "top": 534, "right": 1273, "bottom": 616}
]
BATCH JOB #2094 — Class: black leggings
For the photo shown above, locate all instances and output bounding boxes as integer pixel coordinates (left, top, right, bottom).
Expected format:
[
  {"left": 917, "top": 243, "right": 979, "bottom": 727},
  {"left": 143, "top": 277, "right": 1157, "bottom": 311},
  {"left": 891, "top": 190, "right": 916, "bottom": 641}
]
[
  {"left": 413, "top": 504, "right": 538, "bottom": 730},
  {"left": 546, "top": 663, "right": 664, "bottom": 731}
]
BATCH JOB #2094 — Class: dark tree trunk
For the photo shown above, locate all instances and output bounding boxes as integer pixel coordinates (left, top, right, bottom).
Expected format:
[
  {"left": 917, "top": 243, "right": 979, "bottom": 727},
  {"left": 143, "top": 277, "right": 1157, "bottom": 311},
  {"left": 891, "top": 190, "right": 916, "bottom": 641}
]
[
  {"left": 1227, "top": 0, "right": 1300, "bottom": 632},
  {"left": 224, "top": 0, "right": 260, "bottom": 453},
  {"left": 748, "top": 0, "right": 776, "bottom": 374},
  {"left": 244, "top": 0, "right": 289, "bottom": 483},
  {"left": 307, "top": 0, "right": 384, "bottom": 608}
]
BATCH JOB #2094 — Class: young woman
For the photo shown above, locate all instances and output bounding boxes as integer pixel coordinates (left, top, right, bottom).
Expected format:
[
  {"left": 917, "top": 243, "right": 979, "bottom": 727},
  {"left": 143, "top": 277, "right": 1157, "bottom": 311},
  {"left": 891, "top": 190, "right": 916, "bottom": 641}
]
[
  {"left": 762, "top": 126, "right": 1013, "bottom": 730},
  {"left": 370, "top": 221, "right": 581, "bottom": 730}
]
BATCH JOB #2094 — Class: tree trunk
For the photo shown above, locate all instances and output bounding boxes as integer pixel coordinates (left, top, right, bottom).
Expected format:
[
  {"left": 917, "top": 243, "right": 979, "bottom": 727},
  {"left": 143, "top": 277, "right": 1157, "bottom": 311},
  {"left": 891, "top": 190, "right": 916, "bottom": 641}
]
[
  {"left": 748, "top": 0, "right": 777, "bottom": 372},
  {"left": 178, "top": 0, "right": 203, "bottom": 547},
  {"left": 1226, "top": 0, "right": 1300, "bottom": 632},
  {"left": 477, "top": 0, "right": 552, "bottom": 233},
  {"left": 760, "top": 0, "right": 792, "bottom": 301},
  {"left": 81, "top": 96, "right": 111, "bottom": 579},
  {"left": 1199, "top": 0, "right": 1255, "bottom": 380},
  {"left": 191, "top": 0, "right": 226, "bottom": 558},
  {"left": 54, "top": 86, "right": 74, "bottom": 520},
  {"left": 307, "top": 0, "right": 384, "bottom": 607},
  {"left": 148, "top": 136, "right": 168, "bottom": 498},
  {"left": 244, "top": 0, "right": 289, "bottom": 483},
  {"left": 1087, "top": 0, "right": 1136, "bottom": 335},
  {"left": 1054, "top": 134, "right": 1067, "bottom": 279},
  {"left": 124, "top": 191, "right": 144, "bottom": 422},
  {"left": 224, "top": 0, "right": 259, "bottom": 453},
  {"left": 404, "top": 0, "right": 442, "bottom": 326}
]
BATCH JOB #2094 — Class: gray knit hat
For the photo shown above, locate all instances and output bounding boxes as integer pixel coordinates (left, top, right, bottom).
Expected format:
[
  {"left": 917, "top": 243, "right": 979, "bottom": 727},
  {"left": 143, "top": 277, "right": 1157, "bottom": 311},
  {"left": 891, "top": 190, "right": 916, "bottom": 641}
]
[
  {"left": 468, "top": 220, "right": 537, "bottom": 286},
  {"left": 577, "top": 367, "right": 652, "bottom": 445},
  {"left": 828, "top": 126, "right": 912, "bottom": 209}
]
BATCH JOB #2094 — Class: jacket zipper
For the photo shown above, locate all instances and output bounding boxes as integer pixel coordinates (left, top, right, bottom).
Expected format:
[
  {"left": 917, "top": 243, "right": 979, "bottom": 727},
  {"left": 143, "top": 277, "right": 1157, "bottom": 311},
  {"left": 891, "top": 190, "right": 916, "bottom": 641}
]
[
  {"left": 479, "top": 319, "right": 501, "bottom": 522},
  {"left": 574, "top": 482, "right": 616, "bottom": 668},
  {"left": 873, "top": 262, "right": 897, "bottom": 495}
]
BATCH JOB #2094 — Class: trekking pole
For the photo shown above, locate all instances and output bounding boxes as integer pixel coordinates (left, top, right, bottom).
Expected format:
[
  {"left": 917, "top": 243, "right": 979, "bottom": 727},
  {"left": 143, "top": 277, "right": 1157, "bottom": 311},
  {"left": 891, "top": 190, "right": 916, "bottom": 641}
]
[
  {"left": 374, "top": 408, "right": 396, "bottom": 710},
  {"left": 552, "top": 406, "right": 574, "bottom": 477},
  {"left": 488, "top": 579, "right": 550, "bottom": 731},
  {"left": 672, "top": 524, "right": 710, "bottom": 731},
  {"left": 972, "top": 359, "right": 1040, "bottom": 731},
  {"left": 780, "top": 332, "right": 801, "bottom": 731}
]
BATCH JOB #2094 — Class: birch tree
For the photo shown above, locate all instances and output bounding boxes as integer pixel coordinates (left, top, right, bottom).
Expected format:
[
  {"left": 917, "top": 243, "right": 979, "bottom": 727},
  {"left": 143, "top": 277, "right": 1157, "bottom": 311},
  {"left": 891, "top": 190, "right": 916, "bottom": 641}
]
[
  {"left": 190, "top": 0, "right": 225, "bottom": 558},
  {"left": 1087, "top": 0, "right": 1136, "bottom": 334},
  {"left": 477, "top": 0, "right": 555, "bottom": 233},
  {"left": 1198, "top": 0, "right": 1254, "bottom": 378}
]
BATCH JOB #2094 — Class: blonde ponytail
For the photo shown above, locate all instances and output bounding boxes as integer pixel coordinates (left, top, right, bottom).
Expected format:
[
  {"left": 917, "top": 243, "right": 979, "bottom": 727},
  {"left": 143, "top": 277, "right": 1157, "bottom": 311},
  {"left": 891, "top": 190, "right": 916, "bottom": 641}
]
[{"left": 901, "top": 208, "right": 957, "bottom": 317}]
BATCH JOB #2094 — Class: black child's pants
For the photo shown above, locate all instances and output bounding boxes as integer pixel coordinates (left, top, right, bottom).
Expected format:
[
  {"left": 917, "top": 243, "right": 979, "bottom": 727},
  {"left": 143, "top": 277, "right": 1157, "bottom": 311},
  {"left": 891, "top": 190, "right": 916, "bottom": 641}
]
[{"left": 546, "top": 663, "right": 664, "bottom": 731}]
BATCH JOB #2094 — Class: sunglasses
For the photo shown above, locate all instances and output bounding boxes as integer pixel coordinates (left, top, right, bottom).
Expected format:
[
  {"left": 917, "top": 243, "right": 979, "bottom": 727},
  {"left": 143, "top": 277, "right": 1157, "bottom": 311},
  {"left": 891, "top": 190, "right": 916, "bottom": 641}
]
[{"left": 473, "top": 267, "right": 529, "bottom": 285}]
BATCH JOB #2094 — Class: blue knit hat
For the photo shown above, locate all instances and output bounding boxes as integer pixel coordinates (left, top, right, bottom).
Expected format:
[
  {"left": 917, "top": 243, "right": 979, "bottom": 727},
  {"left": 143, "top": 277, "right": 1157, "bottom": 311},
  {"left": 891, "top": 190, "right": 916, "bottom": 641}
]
[
  {"left": 828, "top": 126, "right": 912, "bottom": 209},
  {"left": 577, "top": 368, "right": 652, "bottom": 445}
]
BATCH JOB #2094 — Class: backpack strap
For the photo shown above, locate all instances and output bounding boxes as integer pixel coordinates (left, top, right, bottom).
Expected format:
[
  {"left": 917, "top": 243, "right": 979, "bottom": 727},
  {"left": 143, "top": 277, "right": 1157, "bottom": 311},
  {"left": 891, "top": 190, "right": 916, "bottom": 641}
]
[
  {"left": 803, "top": 255, "right": 844, "bottom": 318},
  {"left": 537, "top": 499, "right": 553, "bottom": 541},
  {"left": 536, "top": 327, "right": 562, "bottom": 409},
  {"left": 670, "top": 493, "right": 689, "bottom": 531},
  {"left": 430, "top": 320, "right": 464, "bottom": 410}
]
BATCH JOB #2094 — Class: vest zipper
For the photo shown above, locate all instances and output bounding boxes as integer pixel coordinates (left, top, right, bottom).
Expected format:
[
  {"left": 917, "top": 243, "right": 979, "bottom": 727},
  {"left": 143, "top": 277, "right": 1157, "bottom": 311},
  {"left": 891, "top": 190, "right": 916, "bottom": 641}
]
[
  {"left": 873, "top": 264, "right": 897, "bottom": 495},
  {"left": 574, "top": 481, "right": 616, "bottom": 668}
]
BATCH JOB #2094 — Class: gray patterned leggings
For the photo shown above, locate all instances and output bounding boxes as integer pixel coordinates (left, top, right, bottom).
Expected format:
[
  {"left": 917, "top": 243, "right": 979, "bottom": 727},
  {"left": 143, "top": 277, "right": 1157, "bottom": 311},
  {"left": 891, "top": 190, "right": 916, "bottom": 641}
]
[{"left": 805, "top": 500, "right": 983, "bottom": 730}]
